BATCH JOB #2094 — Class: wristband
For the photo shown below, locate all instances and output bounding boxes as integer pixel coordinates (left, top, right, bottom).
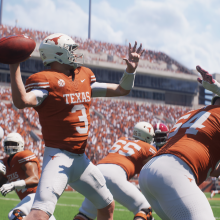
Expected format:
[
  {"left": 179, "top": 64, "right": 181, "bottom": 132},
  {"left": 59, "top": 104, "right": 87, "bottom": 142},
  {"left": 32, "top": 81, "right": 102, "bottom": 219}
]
[
  {"left": 13, "top": 180, "right": 26, "bottom": 189},
  {"left": 202, "top": 80, "right": 220, "bottom": 96},
  {"left": 119, "top": 70, "right": 136, "bottom": 90}
]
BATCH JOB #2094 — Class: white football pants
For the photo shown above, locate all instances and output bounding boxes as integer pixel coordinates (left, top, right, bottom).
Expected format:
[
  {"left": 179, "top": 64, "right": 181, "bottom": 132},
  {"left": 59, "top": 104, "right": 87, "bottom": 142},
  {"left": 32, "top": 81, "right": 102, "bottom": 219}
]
[
  {"left": 139, "top": 154, "right": 215, "bottom": 220},
  {"left": 32, "top": 147, "right": 113, "bottom": 216},
  {"left": 8, "top": 193, "right": 56, "bottom": 220},
  {"left": 79, "top": 164, "right": 151, "bottom": 219}
]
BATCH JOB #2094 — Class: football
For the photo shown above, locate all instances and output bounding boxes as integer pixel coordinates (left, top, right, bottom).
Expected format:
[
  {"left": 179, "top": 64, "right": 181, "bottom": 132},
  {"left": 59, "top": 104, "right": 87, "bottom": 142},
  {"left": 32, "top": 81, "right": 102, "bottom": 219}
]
[{"left": 0, "top": 35, "right": 36, "bottom": 64}]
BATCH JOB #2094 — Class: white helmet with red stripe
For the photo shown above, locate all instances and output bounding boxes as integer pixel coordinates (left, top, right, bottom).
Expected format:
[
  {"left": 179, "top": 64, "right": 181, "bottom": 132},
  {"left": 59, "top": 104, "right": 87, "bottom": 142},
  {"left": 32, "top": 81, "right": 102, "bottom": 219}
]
[
  {"left": 153, "top": 123, "right": 169, "bottom": 148},
  {"left": 3, "top": 133, "right": 24, "bottom": 155},
  {"left": 39, "top": 33, "right": 83, "bottom": 68},
  {"left": 133, "top": 122, "right": 154, "bottom": 144}
]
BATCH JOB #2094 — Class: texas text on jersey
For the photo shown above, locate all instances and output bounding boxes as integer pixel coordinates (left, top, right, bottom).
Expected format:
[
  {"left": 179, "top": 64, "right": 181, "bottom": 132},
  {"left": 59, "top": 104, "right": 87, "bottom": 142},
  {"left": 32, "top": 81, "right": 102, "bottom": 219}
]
[
  {"left": 2, "top": 150, "right": 41, "bottom": 200},
  {"left": 99, "top": 137, "right": 157, "bottom": 180},
  {"left": 155, "top": 105, "right": 220, "bottom": 185},
  {"left": 25, "top": 67, "right": 96, "bottom": 154}
]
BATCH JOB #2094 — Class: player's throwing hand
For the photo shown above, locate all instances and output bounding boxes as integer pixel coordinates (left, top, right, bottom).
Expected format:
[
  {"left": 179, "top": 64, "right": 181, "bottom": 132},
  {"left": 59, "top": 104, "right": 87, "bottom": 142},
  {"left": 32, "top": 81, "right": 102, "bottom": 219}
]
[{"left": 123, "top": 41, "right": 145, "bottom": 73}]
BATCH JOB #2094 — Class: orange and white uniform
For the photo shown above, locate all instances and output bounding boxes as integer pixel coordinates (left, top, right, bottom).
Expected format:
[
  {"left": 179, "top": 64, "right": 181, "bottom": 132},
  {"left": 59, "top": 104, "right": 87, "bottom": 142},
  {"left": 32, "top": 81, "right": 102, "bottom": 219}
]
[
  {"left": 2, "top": 150, "right": 41, "bottom": 200},
  {"left": 25, "top": 68, "right": 113, "bottom": 216},
  {"left": 139, "top": 106, "right": 219, "bottom": 220},
  {"left": 25, "top": 67, "right": 96, "bottom": 154},
  {"left": 99, "top": 137, "right": 157, "bottom": 179},
  {"left": 78, "top": 137, "right": 157, "bottom": 219}
]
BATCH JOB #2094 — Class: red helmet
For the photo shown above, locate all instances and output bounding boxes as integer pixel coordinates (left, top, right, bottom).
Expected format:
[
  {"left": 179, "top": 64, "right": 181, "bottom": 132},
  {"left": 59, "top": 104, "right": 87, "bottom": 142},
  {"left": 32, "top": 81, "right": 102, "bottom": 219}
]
[{"left": 153, "top": 123, "right": 169, "bottom": 148}]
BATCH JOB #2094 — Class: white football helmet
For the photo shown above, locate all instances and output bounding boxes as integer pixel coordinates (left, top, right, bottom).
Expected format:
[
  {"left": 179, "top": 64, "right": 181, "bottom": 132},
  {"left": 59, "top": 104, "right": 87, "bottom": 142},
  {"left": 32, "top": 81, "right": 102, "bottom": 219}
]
[
  {"left": 3, "top": 133, "right": 24, "bottom": 156},
  {"left": 133, "top": 122, "right": 154, "bottom": 144},
  {"left": 39, "top": 33, "right": 83, "bottom": 68},
  {"left": 0, "top": 126, "right": 4, "bottom": 140}
]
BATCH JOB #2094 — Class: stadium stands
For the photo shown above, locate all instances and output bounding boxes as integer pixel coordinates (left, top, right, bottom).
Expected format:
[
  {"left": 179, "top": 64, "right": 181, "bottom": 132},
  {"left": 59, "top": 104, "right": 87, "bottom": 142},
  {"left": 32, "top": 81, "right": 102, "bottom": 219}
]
[
  {"left": 0, "top": 24, "right": 194, "bottom": 75},
  {"left": 0, "top": 88, "right": 192, "bottom": 166}
]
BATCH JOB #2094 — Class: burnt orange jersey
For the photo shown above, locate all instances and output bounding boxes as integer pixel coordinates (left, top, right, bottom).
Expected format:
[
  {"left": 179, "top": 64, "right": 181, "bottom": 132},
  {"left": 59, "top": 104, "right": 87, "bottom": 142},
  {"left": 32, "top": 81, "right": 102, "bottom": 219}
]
[
  {"left": 155, "top": 105, "right": 220, "bottom": 185},
  {"left": 98, "top": 137, "right": 157, "bottom": 180},
  {"left": 2, "top": 150, "right": 41, "bottom": 200},
  {"left": 25, "top": 67, "right": 96, "bottom": 153}
]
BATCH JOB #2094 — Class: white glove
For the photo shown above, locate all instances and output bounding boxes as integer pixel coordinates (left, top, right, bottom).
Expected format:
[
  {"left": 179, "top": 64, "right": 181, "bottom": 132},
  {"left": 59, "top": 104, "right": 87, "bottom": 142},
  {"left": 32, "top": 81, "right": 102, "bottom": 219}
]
[
  {"left": 0, "top": 162, "right": 6, "bottom": 175},
  {"left": 0, "top": 182, "right": 15, "bottom": 196}
]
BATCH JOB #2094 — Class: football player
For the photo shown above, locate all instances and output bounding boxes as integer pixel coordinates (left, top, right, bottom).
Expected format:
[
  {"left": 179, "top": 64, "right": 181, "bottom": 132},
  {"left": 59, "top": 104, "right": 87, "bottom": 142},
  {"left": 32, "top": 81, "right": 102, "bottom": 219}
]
[
  {"left": 152, "top": 123, "right": 169, "bottom": 150},
  {"left": 0, "top": 132, "right": 56, "bottom": 220},
  {"left": 74, "top": 122, "right": 156, "bottom": 220},
  {"left": 139, "top": 66, "right": 220, "bottom": 220},
  {"left": 9, "top": 33, "right": 144, "bottom": 220}
]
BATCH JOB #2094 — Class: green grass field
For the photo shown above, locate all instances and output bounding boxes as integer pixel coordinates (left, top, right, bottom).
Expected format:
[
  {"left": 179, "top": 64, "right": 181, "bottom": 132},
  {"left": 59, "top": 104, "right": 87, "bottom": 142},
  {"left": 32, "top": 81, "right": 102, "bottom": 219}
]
[{"left": 0, "top": 191, "right": 220, "bottom": 219}]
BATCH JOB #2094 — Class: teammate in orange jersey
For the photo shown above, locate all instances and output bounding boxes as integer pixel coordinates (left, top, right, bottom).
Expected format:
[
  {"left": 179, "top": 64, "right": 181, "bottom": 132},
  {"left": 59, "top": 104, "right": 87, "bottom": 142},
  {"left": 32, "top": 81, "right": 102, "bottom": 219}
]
[
  {"left": 0, "top": 133, "right": 56, "bottom": 220},
  {"left": 74, "top": 122, "right": 157, "bottom": 220},
  {"left": 9, "top": 33, "right": 144, "bottom": 220},
  {"left": 139, "top": 66, "right": 220, "bottom": 220}
]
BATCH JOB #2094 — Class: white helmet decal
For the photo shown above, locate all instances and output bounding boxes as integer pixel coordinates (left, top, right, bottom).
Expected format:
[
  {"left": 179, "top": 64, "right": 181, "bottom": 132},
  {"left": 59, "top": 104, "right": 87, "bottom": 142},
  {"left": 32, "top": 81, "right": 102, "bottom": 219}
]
[
  {"left": 133, "top": 122, "right": 155, "bottom": 144},
  {"left": 3, "top": 133, "right": 24, "bottom": 156},
  {"left": 39, "top": 33, "right": 83, "bottom": 68}
]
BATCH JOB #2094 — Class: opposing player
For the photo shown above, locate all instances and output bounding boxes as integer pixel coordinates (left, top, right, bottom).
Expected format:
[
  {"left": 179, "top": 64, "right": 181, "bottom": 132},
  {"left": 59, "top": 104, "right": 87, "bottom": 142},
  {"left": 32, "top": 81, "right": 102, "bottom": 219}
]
[
  {"left": 74, "top": 122, "right": 156, "bottom": 220},
  {"left": 9, "top": 33, "right": 144, "bottom": 220},
  {"left": 152, "top": 123, "right": 169, "bottom": 150},
  {"left": 0, "top": 132, "right": 56, "bottom": 220},
  {"left": 139, "top": 66, "right": 220, "bottom": 219}
]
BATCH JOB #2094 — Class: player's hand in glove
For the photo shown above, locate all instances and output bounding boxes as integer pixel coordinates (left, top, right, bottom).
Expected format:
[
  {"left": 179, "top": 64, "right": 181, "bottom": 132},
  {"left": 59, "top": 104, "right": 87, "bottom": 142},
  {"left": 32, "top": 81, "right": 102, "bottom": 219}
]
[
  {"left": 196, "top": 65, "right": 220, "bottom": 95},
  {"left": 0, "top": 162, "right": 6, "bottom": 175},
  {"left": 196, "top": 65, "right": 215, "bottom": 84},
  {"left": 0, "top": 182, "right": 15, "bottom": 196}
]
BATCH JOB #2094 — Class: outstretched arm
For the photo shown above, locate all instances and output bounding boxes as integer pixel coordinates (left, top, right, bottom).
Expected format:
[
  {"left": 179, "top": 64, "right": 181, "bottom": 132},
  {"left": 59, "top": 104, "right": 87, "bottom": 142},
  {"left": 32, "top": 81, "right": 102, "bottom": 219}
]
[
  {"left": 9, "top": 63, "right": 38, "bottom": 109},
  {"left": 92, "top": 42, "right": 145, "bottom": 98},
  {"left": 196, "top": 65, "right": 220, "bottom": 96}
]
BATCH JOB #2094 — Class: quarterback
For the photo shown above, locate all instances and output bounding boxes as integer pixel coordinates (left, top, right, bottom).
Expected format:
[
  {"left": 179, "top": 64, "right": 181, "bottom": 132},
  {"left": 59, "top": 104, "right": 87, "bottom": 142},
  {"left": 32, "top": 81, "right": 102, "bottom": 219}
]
[
  {"left": 0, "top": 133, "right": 55, "bottom": 220},
  {"left": 74, "top": 122, "right": 157, "bottom": 220},
  {"left": 139, "top": 66, "right": 220, "bottom": 220},
  {"left": 9, "top": 33, "right": 144, "bottom": 220}
]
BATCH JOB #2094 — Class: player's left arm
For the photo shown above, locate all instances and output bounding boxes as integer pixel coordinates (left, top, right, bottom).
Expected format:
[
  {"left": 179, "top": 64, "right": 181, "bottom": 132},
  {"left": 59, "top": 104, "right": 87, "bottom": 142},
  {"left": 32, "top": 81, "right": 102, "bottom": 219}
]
[
  {"left": 91, "top": 41, "right": 145, "bottom": 97},
  {"left": 21, "top": 161, "right": 39, "bottom": 188},
  {"left": 0, "top": 161, "right": 39, "bottom": 196}
]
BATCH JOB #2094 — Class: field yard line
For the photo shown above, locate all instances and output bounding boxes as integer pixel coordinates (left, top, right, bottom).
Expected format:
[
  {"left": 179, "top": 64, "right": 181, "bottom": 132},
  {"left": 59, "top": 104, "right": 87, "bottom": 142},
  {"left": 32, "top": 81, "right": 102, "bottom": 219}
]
[{"left": 0, "top": 197, "right": 20, "bottom": 201}]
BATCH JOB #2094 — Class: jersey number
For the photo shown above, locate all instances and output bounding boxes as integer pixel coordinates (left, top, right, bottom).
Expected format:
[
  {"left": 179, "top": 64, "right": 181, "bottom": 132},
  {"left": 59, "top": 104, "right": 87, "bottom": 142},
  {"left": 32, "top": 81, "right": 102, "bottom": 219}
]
[
  {"left": 71, "top": 104, "right": 88, "bottom": 134},
  {"left": 109, "top": 140, "right": 141, "bottom": 156},
  {"left": 168, "top": 111, "right": 211, "bottom": 139}
]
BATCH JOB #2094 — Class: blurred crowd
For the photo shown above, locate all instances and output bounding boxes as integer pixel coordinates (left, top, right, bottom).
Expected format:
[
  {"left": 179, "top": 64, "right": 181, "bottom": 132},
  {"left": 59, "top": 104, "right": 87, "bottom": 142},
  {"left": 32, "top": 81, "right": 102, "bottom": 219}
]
[
  {"left": 0, "top": 88, "right": 191, "bottom": 166},
  {"left": 0, "top": 24, "right": 194, "bottom": 75}
]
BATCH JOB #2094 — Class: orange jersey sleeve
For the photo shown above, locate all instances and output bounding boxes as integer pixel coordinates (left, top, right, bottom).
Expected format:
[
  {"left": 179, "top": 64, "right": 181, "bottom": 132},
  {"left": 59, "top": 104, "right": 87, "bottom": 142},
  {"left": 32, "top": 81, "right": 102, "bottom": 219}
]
[
  {"left": 98, "top": 137, "right": 157, "bottom": 180},
  {"left": 2, "top": 150, "right": 41, "bottom": 200},
  {"left": 155, "top": 105, "right": 220, "bottom": 185},
  {"left": 25, "top": 67, "right": 94, "bottom": 153}
]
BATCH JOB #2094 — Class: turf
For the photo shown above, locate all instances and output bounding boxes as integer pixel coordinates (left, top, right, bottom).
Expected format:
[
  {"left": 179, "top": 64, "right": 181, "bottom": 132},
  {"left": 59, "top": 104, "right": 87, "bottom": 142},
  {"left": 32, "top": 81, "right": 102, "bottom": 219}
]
[{"left": 1, "top": 191, "right": 220, "bottom": 219}]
